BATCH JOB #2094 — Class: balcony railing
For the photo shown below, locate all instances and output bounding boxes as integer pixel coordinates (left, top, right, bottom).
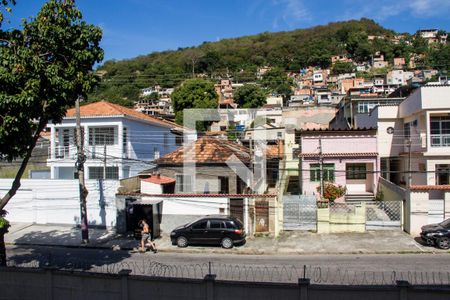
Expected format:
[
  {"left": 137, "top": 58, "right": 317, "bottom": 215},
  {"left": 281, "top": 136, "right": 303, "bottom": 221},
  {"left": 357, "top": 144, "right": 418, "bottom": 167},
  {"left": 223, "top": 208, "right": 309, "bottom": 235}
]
[
  {"left": 49, "top": 145, "right": 135, "bottom": 160},
  {"left": 431, "top": 134, "right": 450, "bottom": 147}
]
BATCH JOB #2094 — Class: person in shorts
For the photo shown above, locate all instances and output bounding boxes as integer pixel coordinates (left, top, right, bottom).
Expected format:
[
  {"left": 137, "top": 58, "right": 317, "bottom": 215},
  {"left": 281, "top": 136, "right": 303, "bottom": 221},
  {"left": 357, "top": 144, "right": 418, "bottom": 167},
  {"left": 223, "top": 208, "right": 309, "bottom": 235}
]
[{"left": 139, "top": 219, "right": 157, "bottom": 253}]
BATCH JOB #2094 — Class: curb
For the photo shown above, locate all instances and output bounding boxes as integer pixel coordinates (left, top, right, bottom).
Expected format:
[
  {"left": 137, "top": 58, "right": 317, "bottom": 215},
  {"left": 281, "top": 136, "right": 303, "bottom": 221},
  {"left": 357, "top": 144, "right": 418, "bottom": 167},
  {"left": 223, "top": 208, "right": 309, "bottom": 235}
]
[{"left": 6, "top": 241, "right": 447, "bottom": 256}]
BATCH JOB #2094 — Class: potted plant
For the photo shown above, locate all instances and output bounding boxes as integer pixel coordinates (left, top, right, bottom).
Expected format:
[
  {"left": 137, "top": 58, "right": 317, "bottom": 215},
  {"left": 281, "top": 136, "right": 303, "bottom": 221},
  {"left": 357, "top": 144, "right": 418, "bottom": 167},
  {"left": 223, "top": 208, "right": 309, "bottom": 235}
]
[
  {"left": 317, "top": 182, "right": 347, "bottom": 203},
  {"left": 0, "top": 210, "right": 10, "bottom": 266}
]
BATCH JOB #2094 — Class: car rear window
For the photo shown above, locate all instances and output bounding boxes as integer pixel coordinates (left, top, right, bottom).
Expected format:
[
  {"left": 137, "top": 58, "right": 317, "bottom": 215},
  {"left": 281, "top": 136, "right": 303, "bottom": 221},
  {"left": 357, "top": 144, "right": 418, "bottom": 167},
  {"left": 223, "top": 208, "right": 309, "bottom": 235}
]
[{"left": 225, "top": 220, "right": 243, "bottom": 229}]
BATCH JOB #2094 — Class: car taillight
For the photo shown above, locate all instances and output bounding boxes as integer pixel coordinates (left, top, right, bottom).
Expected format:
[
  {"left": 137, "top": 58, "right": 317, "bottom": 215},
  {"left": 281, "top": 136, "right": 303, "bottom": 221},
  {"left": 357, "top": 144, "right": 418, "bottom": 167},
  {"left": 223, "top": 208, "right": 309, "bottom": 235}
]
[{"left": 234, "top": 229, "right": 242, "bottom": 234}]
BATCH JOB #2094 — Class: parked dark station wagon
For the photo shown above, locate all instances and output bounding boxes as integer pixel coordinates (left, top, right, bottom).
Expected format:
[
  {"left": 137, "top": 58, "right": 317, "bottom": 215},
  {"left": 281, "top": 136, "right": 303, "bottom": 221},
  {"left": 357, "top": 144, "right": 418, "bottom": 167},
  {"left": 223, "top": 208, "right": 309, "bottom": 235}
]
[
  {"left": 170, "top": 216, "right": 246, "bottom": 249},
  {"left": 420, "top": 218, "right": 450, "bottom": 249}
]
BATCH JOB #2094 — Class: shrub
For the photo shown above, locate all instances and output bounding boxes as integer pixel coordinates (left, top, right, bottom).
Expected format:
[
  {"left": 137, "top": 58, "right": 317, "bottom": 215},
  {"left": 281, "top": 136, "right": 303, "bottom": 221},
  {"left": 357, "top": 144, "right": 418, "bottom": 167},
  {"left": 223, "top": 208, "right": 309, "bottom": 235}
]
[{"left": 317, "top": 182, "right": 347, "bottom": 200}]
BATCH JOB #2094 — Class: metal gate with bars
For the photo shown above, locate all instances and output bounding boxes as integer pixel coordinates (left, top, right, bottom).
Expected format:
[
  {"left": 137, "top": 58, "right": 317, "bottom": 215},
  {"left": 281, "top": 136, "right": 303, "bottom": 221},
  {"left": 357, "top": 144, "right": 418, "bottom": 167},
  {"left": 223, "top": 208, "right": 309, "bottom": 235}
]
[
  {"left": 365, "top": 201, "right": 403, "bottom": 230},
  {"left": 283, "top": 195, "right": 317, "bottom": 231}
]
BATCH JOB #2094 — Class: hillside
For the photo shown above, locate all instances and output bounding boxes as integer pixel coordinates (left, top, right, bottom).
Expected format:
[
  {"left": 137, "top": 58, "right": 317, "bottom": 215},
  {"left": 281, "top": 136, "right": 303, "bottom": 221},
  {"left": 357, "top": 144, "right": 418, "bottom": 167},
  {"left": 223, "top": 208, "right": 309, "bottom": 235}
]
[{"left": 89, "top": 18, "right": 447, "bottom": 106}]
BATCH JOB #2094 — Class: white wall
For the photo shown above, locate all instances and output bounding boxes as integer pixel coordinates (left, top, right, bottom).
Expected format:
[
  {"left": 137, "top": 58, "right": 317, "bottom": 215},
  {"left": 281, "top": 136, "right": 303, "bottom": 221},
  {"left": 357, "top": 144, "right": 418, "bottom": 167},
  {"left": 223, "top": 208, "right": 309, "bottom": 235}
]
[{"left": 0, "top": 179, "right": 120, "bottom": 228}]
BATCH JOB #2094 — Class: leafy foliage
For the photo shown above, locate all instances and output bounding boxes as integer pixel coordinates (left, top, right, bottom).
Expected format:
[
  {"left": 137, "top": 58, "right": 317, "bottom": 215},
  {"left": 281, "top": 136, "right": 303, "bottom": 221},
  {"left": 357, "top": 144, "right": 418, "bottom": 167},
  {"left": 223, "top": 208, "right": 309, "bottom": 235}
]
[
  {"left": 0, "top": 0, "right": 103, "bottom": 210},
  {"left": 0, "top": 0, "right": 15, "bottom": 24},
  {"left": 91, "top": 19, "right": 393, "bottom": 101},
  {"left": 234, "top": 84, "right": 267, "bottom": 108},
  {"left": 171, "top": 79, "right": 218, "bottom": 129},
  {"left": 317, "top": 182, "right": 347, "bottom": 200},
  {"left": 332, "top": 61, "right": 355, "bottom": 75},
  {"left": 0, "top": 0, "right": 103, "bottom": 161}
]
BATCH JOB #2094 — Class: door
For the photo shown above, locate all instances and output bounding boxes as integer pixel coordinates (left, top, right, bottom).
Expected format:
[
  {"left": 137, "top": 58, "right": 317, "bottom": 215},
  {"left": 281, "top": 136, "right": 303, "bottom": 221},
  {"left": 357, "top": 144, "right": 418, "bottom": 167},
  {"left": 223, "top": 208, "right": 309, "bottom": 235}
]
[
  {"left": 208, "top": 219, "right": 226, "bottom": 244},
  {"left": 189, "top": 220, "right": 208, "bottom": 244}
]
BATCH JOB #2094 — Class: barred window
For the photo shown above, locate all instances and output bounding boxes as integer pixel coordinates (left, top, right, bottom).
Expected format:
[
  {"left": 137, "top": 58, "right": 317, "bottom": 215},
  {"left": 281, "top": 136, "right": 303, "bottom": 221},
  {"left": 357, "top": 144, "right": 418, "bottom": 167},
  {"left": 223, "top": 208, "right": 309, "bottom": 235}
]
[
  {"left": 89, "top": 127, "right": 116, "bottom": 146},
  {"left": 346, "top": 163, "right": 367, "bottom": 180},
  {"left": 89, "top": 166, "right": 119, "bottom": 180},
  {"left": 310, "top": 164, "right": 335, "bottom": 182}
]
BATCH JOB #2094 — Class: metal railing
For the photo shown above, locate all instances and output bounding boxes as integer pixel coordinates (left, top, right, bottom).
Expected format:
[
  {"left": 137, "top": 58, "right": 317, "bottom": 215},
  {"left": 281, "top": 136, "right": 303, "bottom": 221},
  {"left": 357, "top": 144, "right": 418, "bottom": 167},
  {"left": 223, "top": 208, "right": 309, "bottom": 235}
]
[{"left": 431, "top": 134, "right": 450, "bottom": 147}]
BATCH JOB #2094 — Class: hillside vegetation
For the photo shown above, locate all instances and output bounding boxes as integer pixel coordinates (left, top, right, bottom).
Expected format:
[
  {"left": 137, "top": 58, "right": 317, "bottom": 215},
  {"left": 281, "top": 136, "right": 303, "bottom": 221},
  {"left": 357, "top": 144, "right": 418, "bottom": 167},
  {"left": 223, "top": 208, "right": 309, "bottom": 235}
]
[{"left": 90, "top": 18, "right": 449, "bottom": 106}]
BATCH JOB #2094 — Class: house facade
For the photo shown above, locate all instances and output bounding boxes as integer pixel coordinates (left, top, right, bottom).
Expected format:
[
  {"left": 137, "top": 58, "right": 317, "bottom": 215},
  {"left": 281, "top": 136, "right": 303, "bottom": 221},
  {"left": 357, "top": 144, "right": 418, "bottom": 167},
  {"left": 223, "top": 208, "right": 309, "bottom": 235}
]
[
  {"left": 296, "top": 128, "right": 379, "bottom": 197},
  {"left": 46, "top": 101, "right": 186, "bottom": 180}
]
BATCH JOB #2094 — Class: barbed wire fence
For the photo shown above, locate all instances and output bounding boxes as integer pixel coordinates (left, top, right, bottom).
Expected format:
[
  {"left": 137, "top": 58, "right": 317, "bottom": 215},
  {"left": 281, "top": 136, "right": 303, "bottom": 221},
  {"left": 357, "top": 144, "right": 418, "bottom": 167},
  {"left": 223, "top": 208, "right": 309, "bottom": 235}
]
[{"left": 6, "top": 258, "right": 450, "bottom": 286}]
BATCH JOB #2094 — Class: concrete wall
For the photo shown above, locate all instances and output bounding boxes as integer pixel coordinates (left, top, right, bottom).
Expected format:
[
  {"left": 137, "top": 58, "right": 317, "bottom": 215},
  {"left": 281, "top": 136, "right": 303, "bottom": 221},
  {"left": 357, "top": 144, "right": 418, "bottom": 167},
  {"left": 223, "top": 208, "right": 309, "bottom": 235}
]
[
  {"left": 2, "top": 268, "right": 449, "bottom": 300},
  {"left": 158, "top": 166, "right": 240, "bottom": 194},
  {"left": 0, "top": 179, "right": 120, "bottom": 228}
]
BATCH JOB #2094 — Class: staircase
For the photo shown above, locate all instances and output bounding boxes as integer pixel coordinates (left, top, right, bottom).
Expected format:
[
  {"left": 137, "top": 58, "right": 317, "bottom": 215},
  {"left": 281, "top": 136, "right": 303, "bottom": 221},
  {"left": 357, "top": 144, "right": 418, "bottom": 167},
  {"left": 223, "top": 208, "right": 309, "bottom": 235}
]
[{"left": 345, "top": 193, "right": 375, "bottom": 203}]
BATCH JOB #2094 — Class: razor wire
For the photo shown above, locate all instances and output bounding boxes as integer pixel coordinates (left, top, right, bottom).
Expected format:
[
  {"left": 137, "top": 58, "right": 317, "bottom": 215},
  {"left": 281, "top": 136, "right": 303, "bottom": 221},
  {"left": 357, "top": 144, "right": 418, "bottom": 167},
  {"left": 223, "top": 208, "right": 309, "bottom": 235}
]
[{"left": 6, "top": 259, "right": 450, "bottom": 286}]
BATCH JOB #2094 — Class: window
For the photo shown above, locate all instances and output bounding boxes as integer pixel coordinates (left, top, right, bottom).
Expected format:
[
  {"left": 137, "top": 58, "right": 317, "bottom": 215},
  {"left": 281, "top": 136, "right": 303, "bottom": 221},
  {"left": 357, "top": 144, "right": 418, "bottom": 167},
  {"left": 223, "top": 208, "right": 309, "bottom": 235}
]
[
  {"left": 89, "top": 127, "right": 116, "bottom": 146},
  {"left": 123, "top": 127, "right": 128, "bottom": 154},
  {"left": 219, "top": 176, "right": 229, "bottom": 194},
  {"left": 310, "top": 164, "right": 335, "bottom": 182},
  {"left": 176, "top": 174, "right": 193, "bottom": 192},
  {"left": 209, "top": 220, "right": 225, "bottom": 229},
  {"left": 175, "top": 135, "right": 183, "bottom": 146},
  {"left": 89, "top": 167, "right": 103, "bottom": 179},
  {"left": 88, "top": 166, "right": 119, "bottom": 180},
  {"left": 192, "top": 221, "right": 207, "bottom": 230},
  {"left": 346, "top": 163, "right": 367, "bottom": 180},
  {"left": 430, "top": 116, "right": 450, "bottom": 147},
  {"left": 403, "top": 122, "right": 411, "bottom": 140}
]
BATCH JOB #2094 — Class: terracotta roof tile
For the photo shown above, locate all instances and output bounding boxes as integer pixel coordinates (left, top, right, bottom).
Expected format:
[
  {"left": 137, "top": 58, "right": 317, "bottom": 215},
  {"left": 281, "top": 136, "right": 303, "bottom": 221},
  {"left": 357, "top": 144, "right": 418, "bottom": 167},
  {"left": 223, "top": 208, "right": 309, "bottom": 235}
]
[
  {"left": 155, "top": 137, "right": 251, "bottom": 165},
  {"left": 410, "top": 185, "right": 450, "bottom": 191},
  {"left": 142, "top": 175, "right": 176, "bottom": 185},
  {"left": 65, "top": 100, "right": 182, "bottom": 129}
]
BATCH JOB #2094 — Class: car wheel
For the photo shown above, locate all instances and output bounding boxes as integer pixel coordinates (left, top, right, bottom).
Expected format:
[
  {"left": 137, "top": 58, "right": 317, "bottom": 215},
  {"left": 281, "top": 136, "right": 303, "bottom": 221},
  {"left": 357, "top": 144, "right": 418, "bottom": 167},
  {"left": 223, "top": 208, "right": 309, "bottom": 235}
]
[
  {"left": 177, "top": 236, "right": 188, "bottom": 248},
  {"left": 436, "top": 237, "right": 450, "bottom": 250},
  {"left": 221, "top": 237, "right": 233, "bottom": 249}
]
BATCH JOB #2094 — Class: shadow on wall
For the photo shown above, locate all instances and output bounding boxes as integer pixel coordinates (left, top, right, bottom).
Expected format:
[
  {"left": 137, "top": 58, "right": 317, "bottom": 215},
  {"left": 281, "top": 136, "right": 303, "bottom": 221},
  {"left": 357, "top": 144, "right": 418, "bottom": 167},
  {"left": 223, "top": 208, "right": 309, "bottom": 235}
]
[{"left": 8, "top": 230, "right": 131, "bottom": 270}]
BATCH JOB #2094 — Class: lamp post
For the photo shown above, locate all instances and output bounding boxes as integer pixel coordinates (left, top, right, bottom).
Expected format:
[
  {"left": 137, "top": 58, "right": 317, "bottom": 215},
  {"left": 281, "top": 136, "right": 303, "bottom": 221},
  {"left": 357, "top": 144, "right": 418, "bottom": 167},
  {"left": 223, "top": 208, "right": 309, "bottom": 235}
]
[{"left": 75, "top": 95, "right": 89, "bottom": 243}]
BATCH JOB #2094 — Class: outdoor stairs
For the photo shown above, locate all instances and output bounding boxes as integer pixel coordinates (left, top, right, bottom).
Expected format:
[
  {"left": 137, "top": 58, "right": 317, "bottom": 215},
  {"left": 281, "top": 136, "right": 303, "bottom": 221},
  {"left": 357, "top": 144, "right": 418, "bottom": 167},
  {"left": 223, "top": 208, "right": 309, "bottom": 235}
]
[{"left": 345, "top": 193, "right": 375, "bottom": 203}]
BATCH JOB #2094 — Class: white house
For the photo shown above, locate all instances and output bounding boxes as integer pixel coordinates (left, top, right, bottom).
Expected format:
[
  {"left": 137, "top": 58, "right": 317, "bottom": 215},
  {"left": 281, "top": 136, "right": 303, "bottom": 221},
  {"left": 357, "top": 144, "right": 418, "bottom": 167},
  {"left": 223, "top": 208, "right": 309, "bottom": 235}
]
[
  {"left": 366, "top": 85, "right": 450, "bottom": 233},
  {"left": 46, "top": 100, "right": 189, "bottom": 180}
]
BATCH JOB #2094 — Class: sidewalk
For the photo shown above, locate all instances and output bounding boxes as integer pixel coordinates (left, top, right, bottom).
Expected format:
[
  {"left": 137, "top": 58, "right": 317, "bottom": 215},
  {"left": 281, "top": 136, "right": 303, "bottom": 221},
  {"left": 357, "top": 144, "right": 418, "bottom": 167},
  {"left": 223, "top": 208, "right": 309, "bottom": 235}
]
[{"left": 4, "top": 223, "right": 448, "bottom": 255}]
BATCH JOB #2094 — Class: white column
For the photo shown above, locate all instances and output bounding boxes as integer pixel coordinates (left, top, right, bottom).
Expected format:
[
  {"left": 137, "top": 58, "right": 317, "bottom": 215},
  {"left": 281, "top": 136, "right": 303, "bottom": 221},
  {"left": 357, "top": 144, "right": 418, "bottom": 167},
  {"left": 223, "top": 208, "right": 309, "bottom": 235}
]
[
  {"left": 118, "top": 123, "right": 124, "bottom": 179},
  {"left": 50, "top": 125, "right": 56, "bottom": 160}
]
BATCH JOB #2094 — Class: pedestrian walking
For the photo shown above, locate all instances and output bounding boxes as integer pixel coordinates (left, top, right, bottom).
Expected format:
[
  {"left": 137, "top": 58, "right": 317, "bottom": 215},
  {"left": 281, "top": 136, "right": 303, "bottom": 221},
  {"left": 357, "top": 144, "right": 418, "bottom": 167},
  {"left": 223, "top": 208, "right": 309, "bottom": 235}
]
[{"left": 139, "top": 219, "right": 158, "bottom": 253}]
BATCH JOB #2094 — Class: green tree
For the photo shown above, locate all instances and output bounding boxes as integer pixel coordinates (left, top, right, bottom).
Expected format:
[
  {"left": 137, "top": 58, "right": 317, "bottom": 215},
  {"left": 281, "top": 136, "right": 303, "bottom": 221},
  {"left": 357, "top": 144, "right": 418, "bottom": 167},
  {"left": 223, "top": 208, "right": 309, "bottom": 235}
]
[
  {"left": 234, "top": 84, "right": 267, "bottom": 108},
  {"left": 171, "top": 78, "right": 218, "bottom": 129},
  {"left": 331, "top": 61, "right": 355, "bottom": 75},
  {"left": 0, "top": 0, "right": 15, "bottom": 24},
  {"left": 0, "top": 0, "right": 103, "bottom": 265},
  {"left": 260, "top": 67, "right": 293, "bottom": 105}
]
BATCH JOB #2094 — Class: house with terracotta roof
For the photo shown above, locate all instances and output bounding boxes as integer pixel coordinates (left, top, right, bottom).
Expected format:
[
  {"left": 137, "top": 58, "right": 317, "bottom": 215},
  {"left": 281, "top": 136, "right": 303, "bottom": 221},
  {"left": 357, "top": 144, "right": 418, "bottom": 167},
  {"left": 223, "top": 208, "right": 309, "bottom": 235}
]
[
  {"left": 296, "top": 128, "right": 379, "bottom": 198},
  {"left": 46, "top": 100, "right": 190, "bottom": 180},
  {"left": 147, "top": 137, "right": 252, "bottom": 194}
]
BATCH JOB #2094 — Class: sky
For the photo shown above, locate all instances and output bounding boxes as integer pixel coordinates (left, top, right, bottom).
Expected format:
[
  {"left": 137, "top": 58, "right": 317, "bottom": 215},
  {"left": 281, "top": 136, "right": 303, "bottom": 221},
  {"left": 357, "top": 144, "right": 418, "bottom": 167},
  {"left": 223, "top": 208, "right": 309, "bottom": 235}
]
[{"left": 3, "top": 0, "right": 450, "bottom": 63}]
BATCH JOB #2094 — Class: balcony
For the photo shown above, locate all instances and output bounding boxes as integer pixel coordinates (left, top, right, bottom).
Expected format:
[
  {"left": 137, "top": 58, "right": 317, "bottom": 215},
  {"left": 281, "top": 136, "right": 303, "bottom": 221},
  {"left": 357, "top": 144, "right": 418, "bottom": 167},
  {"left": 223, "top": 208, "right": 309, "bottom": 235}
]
[{"left": 431, "top": 134, "right": 450, "bottom": 147}]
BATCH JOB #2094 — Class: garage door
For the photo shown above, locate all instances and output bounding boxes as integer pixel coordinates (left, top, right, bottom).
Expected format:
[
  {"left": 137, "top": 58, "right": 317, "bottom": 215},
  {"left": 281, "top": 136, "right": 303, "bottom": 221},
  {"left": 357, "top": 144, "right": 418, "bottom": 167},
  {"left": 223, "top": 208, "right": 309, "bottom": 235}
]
[{"left": 428, "top": 199, "right": 444, "bottom": 224}]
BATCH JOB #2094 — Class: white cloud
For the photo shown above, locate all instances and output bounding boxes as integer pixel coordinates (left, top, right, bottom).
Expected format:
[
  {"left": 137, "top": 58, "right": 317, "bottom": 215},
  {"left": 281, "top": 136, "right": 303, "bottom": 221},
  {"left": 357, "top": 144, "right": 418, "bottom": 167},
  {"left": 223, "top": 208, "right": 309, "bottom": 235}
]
[
  {"left": 345, "top": 0, "right": 450, "bottom": 21},
  {"left": 272, "top": 0, "right": 311, "bottom": 28}
]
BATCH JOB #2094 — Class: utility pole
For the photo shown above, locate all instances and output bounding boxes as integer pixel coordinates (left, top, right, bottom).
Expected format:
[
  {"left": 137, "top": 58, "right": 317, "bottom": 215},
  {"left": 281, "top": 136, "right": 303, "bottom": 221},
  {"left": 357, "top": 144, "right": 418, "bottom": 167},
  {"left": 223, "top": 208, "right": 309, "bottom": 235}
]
[
  {"left": 319, "top": 137, "right": 324, "bottom": 198},
  {"left": 407, "top": 138, "right": 412, "bottom": 188},
  {"left": 75, "top": 95, "right": 89, "bottom": 244},
  {"left": 103, "top": 144, "right": 107, "bottom": 179}
]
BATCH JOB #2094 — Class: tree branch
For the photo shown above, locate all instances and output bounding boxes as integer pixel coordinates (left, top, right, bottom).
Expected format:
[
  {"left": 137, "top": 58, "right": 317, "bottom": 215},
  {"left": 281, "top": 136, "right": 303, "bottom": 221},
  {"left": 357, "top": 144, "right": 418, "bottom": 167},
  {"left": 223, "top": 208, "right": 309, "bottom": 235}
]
[{"left": 0, "top": 115, "right": 48, "bottom": 211}]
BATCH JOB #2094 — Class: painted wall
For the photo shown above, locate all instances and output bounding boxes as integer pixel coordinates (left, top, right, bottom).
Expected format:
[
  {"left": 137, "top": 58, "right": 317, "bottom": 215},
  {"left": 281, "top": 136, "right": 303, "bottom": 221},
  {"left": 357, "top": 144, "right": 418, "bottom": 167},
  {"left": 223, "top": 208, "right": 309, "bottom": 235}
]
[
  {"left": 48, "top": 116, "right": 182, "bottom": 179},
  {"left": 0, "top": 179, "right": 120, "bottom": 228},
  {"left": 142, "top": 196, "right": 229, "bottom": 233}
]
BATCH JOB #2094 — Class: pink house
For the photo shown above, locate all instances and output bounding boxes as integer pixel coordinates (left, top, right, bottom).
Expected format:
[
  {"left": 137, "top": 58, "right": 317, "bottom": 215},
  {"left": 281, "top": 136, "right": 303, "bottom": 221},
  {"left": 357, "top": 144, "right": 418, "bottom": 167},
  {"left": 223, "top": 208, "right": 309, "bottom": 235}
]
[{"left": 297, "top": 128, "right": 379, "bottom": 198}]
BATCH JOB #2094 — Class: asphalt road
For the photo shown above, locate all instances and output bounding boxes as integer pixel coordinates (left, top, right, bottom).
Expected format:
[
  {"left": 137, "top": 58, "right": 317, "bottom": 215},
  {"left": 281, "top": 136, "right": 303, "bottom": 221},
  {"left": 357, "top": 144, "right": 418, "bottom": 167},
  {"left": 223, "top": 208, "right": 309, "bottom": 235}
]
[{"left": 6, "top": 245, "right": 450, "bottom": 285}]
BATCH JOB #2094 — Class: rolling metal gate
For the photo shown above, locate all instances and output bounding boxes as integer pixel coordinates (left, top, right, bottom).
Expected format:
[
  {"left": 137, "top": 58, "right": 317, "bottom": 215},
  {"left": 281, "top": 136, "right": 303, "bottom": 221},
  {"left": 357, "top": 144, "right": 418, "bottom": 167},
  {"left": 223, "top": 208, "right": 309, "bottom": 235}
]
[{"left": 283, "top": 195, "right": 317, "bottom": 231}]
